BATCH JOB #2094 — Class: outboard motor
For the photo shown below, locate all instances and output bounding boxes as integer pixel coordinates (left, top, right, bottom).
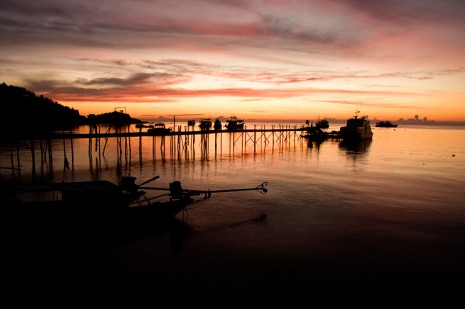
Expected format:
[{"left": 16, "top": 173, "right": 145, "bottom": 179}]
[
  {"left": 169, "top": 181, "right": 184, "bottom": 200},
  {"left": 119, "top": 176, "right": 138, "bottom": 193}
]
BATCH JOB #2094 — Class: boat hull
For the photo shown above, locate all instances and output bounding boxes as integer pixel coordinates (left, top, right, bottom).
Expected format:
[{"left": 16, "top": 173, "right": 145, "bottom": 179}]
[
  {"left": 339, "top": 114, "right": 373, "bottom": 142},
  {"left": 340, "top": 128, "right": 373, "bottom": 141},
  {"left": 225, "top": 116, "right": 245, "bottom": 131},
  {"left": 3, "top": 180, "right": 193, "bottom": 240}
]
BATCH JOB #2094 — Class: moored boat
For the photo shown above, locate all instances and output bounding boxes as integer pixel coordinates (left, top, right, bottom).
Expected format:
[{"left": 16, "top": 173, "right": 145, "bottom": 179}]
[
  {"left": 225, "top": 115, "right": 245, "bottom": 131},
  {"left": 375, "top": 120, "right": 398, "bottom": 128},
  {"left": 3, "top": 177, "right": 185, "bottom": 233},
  {"left": 199, "top": 118, "right": 213, "bottom": 130},
  {"left": 147, "top": 122, "right": 171, "bottom": 134},
  {"left": 3, "top": 176, "right": 268, "bottom": 237},
  {"left": 339, "top": 110, "right": 373, "bottom": 142},
  {"left": 135, "top": 122, "right": 155, "bottom": 129},
  {"left": 301, "top": 127, "right": 328, "bottom": 143},
  {"left": 315, "top": 119, "right": 329, "bottom": 129}
]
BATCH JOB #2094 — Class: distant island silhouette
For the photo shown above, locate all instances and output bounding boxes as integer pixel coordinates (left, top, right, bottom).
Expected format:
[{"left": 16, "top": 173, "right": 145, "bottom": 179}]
[{"left": 0, "top": 83, "right": 143, "bottom": 140}]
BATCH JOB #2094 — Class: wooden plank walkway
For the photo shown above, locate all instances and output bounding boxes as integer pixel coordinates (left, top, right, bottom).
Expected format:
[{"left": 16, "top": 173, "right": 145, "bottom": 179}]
[{"left": 45, "top": 127, "right": 310, "bottom": 139}]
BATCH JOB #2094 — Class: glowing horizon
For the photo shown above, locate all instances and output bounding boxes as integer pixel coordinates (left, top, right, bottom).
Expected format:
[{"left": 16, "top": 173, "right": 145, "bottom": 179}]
[{"left": 1, "top": 0, "right": 464, "bottom": 122}]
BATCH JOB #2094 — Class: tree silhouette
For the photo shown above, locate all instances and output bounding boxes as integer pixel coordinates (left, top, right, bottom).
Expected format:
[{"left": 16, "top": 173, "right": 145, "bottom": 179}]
[{"left": 0, "top": 83, "right": 141, "bottom": 140}]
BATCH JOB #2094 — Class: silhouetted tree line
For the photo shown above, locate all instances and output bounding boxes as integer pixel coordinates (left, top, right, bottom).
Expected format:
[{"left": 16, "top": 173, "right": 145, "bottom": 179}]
[
  {"left": 0, "top": 83, "right": 141, "bottom": 140},
  {"left": 87, "top": 112, "right": 139, "bottom": 126}
]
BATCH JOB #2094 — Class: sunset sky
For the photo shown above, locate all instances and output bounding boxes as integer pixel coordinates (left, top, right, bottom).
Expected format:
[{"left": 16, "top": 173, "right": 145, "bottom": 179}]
[{"left": 1, "top": 0, "right": 464, "bottom": 122}]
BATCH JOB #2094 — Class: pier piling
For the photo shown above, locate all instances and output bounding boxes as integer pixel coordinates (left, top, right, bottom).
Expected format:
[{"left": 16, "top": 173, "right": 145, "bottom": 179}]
[{"left": 2, "top": 124, "right": 310, "bottom": 177}]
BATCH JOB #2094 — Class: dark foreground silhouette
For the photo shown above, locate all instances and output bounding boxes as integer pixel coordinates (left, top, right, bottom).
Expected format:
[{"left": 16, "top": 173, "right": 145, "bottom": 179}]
[{"left": 4, "top": 204, "right": 465, "bottom": 306}]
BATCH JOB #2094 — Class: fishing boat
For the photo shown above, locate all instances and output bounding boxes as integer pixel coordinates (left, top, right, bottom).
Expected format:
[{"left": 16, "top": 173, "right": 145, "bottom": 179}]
[
  {"left": 301, "top": 126, "right": 329, "bottom": 143},
  {"left": 147, "top": 122, "right": 171, "bottom": 134},
  {"left": 4, "top": 176, "right": 184, "bottom": 233},
  {"left": 339, "top": 110, "right": 373, "bottom": 142},
  {"left": 225, "top": 115, "right": 245, "bottom": 131},
  {"left": 135, "top": 122, "right": 155, "bottom": 129},
  {"left": 3, "top": 176, "right": 268, "bottom": 237},
  {"left": 199, "top": 118, "right": 212, "bottom": 130},
  {"left": 301, "top": 120, "right": 341, "bottom": 143},
  {"left": 315, "top": 119, "right": 329, "bottom": 129},
  {"left": 375, "top": 120, "right": 398, "bottom": 128}
]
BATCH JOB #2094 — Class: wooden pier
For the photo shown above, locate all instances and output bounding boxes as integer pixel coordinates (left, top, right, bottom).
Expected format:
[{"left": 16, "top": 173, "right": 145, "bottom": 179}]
[
  {"left": 1, "top": 124, "right": 319, "bottom": 177},
  {"left": 45, "top": 126, "right": 309, "bottom": 139}
]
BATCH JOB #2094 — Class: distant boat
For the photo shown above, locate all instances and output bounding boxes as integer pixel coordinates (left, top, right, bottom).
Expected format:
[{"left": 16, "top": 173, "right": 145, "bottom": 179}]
[
  {"left": 135, "top": 122, "right": 155, "bottom": 129},
  {"left": 147, "top": 122, "right": 171, "bottom": 134},
  {"left": 187, "top": 120, "right": 196, "bottom": 126},
  {"left": 339, "top": 111, "right": 373, "bottom": 142},
  {"left": 301, "top": 126, "right": 328, "bottom": 143},
  {"left": 199, "top": 118, "right": 212, "bottom": 130},
  {"left": 302, "top": 119, "right": 332, "bottom": 142},
  {"left": 315, "top": 119, "right": 329, "bottom": 129},
  {"left": 225, "top": 116, "right": 245, "bottom": 131},
  {"left": 375, "top": 121, "right": 398, "bottom": 128}
]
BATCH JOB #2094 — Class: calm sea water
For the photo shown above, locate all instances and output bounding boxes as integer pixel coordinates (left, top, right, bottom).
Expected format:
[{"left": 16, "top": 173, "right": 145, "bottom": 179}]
[{"left": 2, "top": 123, "right": 465, "bottom": 304}]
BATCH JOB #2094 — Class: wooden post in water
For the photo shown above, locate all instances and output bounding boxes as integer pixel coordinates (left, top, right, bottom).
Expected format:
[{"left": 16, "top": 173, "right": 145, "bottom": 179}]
[
  {"left": 70, "top": 132, "right": 74, "bottom": 169},
  {"left": 139, "top": 126, "right": 142, "bottom": 165},
  {"left": 261, "top": 125, "right": 268, "bottom": 152},
  {"left": 9, "top": 142, "right": 15, "bottom": 174},
  {"left": 272, "top": 125, "right": 275, "bottom": 150},
  {"left": 192, "top": 128, "right": 195, "bottom": 159},
  {"left": 88, "top": 125, "right": 93, "bottom": 165},
  {"left": 62, "top": 131, "right": 69, "bottom": 171},
  {"left": 47, "top": 138, "right": 53, "bottom": 166},
  {"left": 39, "top": 138, "right": 44, "bottom": 163},
  {"left": 242, "top": 128, "right": 245, "bottom": 154},
  {"left": 161, "top": 135, "right": 165, "bottom": 158},
  {"left": 177, "top": 126, "right": 182, "bottom": 160},
  {"left": 183, "top": 127, "right": 189, "bottom": 160},
  {"left": 200, "top": 131, "right": 209, "bottom": 160},
  {"left": 30, "top": 138, "right": 35, "bottom": 173},
  {"left": 152, "top": 135, "right": 156, "bottom": 162},
  {"left": 124, "top": 126, "right": 129, "bottom": 167},
  {"left": 97, "top": 126, "right": 101, "bottom": 170},
  {"left": 254, "top": 125, "right": 257, "bottom": 154},
  {"left": 169, "top": 127, "right": 175, "bottom": 160},
  {"left": 214, "top": 130, "right": 218, "bottom": 159},
  {"left": 15, "top": 142, "right": 22, "bottom": 172}
]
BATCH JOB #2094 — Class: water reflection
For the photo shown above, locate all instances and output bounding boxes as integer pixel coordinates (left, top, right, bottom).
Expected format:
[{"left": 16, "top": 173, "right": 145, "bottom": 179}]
[
  {"left": 0, "top": 124, "right": 304, "bottom": 183},
  {"left": 306, "top": 138, "right": 373, "bottom": 156},
  {"left": 339, "top": 139, "right": 372, "bottom": 155},
  {"left": 306, "top": 139, "right": 324, "bottom": 150}
]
